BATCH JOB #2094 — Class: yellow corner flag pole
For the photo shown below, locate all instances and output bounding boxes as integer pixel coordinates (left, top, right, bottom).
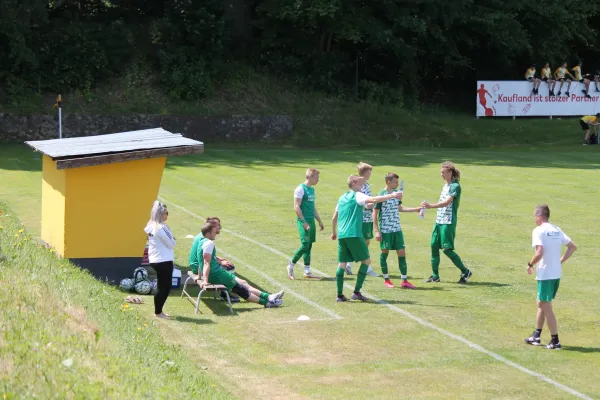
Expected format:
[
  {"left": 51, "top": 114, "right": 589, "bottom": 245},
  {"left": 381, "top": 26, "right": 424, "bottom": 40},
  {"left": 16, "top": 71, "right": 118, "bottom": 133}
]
[{"left": 53, "top": 94, "right": 62, "bottom": 139}]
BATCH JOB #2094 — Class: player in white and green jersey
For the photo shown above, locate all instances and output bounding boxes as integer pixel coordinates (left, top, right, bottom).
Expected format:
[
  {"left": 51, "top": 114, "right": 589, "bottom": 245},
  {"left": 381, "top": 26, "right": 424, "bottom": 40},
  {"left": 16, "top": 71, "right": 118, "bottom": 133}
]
[
  {"left": 373, "top": 173, "right": 421, "bottom": 289},
  {"left": 331, "top": 175, "right": 402, "bottom": 302},
  {"left": 421, "top": 161, "right": 473, "bottom": 284},
  {"left": 345, "top": 162, "right": 379, "bottom": 278},
  {"left": 287, "top": 168, "right": 324, "bottom": 280}
]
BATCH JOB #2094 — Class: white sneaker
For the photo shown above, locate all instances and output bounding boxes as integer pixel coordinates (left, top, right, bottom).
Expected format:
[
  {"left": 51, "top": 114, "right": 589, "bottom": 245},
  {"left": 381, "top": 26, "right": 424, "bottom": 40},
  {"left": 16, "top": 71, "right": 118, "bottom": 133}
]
[
  {"left": 265, "top": 298, "right": 283, "bottom": 308},
  {"left": 366, "top": 266, "right": 379, "bottom": 277},
  {"left": 269, "top": 290, "right": 285, "bottom": 301},
  {"left": 303, "top": 271, "right": 320, "bottom": 279},
  {"left": 345, "top": 263, "right": 353, "bottom": 275},
  {"left": 287, "top": 262, "right": 295, "bottom": 280}
]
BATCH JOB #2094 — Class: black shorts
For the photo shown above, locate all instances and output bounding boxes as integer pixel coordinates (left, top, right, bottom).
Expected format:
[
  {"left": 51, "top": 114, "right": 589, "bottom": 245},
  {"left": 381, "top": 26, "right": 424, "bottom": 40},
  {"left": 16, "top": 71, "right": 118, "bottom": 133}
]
[
  {"left": 580, "top": 120, "right": 590, "bottom": 131},
  {"left": 557, "top": 78, "right": 566, "bottom": 82},
  {"left": 526, "top": 77, "right": 534, "bottom": 82},
  {"left": 542, "top": 77, "right": 549, "bottom": 82}
]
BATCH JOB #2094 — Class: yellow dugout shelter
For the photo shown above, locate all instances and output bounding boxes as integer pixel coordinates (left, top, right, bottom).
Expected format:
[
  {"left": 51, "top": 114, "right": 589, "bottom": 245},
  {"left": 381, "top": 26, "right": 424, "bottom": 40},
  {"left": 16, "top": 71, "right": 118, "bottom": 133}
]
[{"left": 25, "top": 128, "right": 203, "bottom": 283}]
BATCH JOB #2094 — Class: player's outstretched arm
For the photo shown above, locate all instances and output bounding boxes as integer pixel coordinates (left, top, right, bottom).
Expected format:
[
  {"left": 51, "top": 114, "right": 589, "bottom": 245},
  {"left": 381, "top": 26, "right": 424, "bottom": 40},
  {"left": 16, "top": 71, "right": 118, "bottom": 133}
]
[
  {"left": 421, "top": 196, "right": 454, "bottom": 209},
  {"left": 399, "top": 205, "right": 421, "bottom": 213},
  {"left": 560, "top": 241, "right": 577, "bottom": 264},
  {"left": 365, "top": 191, "right": 402, "bottom": 205}
]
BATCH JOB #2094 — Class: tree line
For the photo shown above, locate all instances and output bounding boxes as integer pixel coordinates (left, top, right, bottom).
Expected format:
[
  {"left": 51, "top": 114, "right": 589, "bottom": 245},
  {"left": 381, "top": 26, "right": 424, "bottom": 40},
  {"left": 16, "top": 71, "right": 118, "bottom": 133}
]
[{"left": 1, "top": 0, "right": 599, "bottom": 108}]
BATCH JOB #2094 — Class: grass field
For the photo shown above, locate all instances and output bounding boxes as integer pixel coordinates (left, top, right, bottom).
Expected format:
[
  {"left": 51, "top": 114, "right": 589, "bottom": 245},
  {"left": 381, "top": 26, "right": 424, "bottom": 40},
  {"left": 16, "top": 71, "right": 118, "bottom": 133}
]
[{"left": 1, "top": 144, "right": 600, "bottom": 399}]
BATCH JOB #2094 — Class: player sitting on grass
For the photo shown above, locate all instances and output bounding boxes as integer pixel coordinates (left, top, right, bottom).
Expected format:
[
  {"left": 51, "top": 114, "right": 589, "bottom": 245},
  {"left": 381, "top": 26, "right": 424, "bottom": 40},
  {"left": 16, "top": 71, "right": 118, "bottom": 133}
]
[
  {"left": 332, "top": 175, "right": 403, "bottom": 302},
  {"left": 580, "top": 113, "right": 600, "bottom": 145},
  {"left": 287, "top": 168, "right": 324, "bottom": 280},
  {"left": 190, "top": 223, "right": 285, "bottom": 308},
  {"left": 524, "top": 204, "right": 577, "bottom": 349},
  {"left": 373, "top": 173, "right": 421, "bottom": 289}
]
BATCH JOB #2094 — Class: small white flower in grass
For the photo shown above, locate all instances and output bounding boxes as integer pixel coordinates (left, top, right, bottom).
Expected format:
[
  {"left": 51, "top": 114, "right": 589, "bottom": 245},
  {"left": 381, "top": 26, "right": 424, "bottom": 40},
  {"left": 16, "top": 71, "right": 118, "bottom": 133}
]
[
  {"left": 297, "top": 315, "right": 310, "bottom": 321},
  {"left": 62, "top": 358, "right": 73, "bottom": 367},
  {"left": 164, "top": 361, "right": 175, "bottom": 367}
]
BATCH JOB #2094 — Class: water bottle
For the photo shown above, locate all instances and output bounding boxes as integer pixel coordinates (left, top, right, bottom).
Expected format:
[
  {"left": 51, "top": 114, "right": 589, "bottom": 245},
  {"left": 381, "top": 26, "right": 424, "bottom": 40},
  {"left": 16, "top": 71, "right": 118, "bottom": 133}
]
[
  {"left": 399, "top": 180, "right": 404, "bottom": 194},
  {"left": 419, "top": 201, "right": 426, "bottom": 219}
]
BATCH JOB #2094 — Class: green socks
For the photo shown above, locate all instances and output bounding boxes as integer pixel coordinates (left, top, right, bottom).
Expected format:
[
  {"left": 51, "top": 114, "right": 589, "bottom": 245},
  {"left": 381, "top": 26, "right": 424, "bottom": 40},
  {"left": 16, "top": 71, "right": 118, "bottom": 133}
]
[
  {"left": 258, "top": 292, "right": 269, "bottom": 306},
  {"left": 303, "top": 242, "right": 312, "bottom": 265},
  {"left": 431, "top": 247, "right": 440, "bottom": 278},
  {"left": 380, "top": 253, "right": 389, "bottom": 276},
  {"left": 443, "top": 249, "right": 469, "bottom": 274},
  {"left": 354, "top": 264, "right": 369, "bottom": 293},
  {"left": 399, "top": 256, "right": 408, "bottom": 279},
  {"left": 336, "top": 267, "right": 345, "bottom": 296},
  {"left": 292, "top": 241, "right": 311, "bottom": 264}
]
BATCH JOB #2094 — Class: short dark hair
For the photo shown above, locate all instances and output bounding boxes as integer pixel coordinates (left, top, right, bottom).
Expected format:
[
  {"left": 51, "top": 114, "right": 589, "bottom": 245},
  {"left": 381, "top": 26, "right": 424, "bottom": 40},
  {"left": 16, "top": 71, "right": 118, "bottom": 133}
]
[
  {"left": 385, "top": 172, "right": 399, "bottom": 183},
  {"left": 534, "top": 204, "right": 550, "bottom": 219},
  {"left": 201, "top": 222, "right": 216, "bottom": 236},
  {"left": 206, "top": 217, "right": 220, "bottom": 223}
]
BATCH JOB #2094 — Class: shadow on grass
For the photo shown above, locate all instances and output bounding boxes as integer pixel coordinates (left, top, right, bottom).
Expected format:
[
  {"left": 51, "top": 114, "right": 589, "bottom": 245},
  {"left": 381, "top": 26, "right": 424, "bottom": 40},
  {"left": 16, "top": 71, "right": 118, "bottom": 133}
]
[
  {"left": 462, "top": 281, "right": 511, "bottom": 288},
  {"left": 4, "top": 143, "right": 600, "bottom": 173},
  {"left": 161, "top": 145, "right": 600, "bottom": 171},
  {"left": 562, "top": 346, "right": 600, "bottom": 353},
  {"left": 308, "top": 277, "right": 354, "bottom": 282},
  {"left": 171, "top": 316, "right": 216, "bottom": 325}
]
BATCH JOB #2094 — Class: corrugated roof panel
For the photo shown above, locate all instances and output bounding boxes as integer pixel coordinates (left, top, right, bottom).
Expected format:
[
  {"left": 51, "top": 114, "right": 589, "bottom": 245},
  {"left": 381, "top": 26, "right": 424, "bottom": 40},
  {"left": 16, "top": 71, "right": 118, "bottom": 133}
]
[{"left": 25, "top": 128, "right": 204, "bottom": 159}]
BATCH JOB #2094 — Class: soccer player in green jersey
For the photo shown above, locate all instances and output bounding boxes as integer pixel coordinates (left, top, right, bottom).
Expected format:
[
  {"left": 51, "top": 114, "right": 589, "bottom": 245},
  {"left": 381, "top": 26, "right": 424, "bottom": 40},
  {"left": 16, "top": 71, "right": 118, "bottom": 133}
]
[
  {"left": 345, "top": 162, "right": 379, "bottom": 278},
  {"left": 190, "top": 222, "right": 285, "bottom": 308},
  {"left": 287, "top": 168, "right": 325, "bottom": 280},
  {"left": 331, "top": 175, "right": 403, "bottom": 302},
  {"left": 373, "top": 173, "right": 421, "bottom": 289},
  {"left": 422, "top": 161, "right": 473, "bottom": 284}
]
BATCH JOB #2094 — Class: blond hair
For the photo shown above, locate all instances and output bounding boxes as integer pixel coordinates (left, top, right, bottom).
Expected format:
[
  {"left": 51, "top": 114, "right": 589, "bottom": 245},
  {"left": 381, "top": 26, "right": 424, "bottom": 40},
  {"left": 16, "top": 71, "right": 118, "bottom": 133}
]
[
  {"left": 347, "top": 175, "right": 362, "bottom": 188},
  {"left": 441, "top": 161, "right": 460, "bottom": 182},
  {"left": 306, "top": 168, "right": 320, "bottom": 179},
  {"left": 357, "top": 162, "right": 372, "bottom": 176}
]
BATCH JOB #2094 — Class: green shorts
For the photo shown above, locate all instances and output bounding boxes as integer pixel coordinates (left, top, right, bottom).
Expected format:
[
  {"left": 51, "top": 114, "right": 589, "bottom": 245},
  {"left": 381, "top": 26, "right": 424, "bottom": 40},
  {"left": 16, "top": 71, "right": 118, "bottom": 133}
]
[
  {"left": 431, "top": 223, "right": 456, "bottom": 249},
  {"left": 380, "top": 231, "right": 405, "bottom": 251},
  {"left": 362, "top": 222, "right": 374, "bottom": 240},
  {"left": 297, "top": 219, "right": 316, "bottom": 243},
  {"left": 338, "top": 237, "right": 370, "bottom": 263},
  {"left": 537, "top": 279, "right": 560, "bottom": 302},
  {"left": 206, "top": 268, "right": 237, "bottom": 291}
]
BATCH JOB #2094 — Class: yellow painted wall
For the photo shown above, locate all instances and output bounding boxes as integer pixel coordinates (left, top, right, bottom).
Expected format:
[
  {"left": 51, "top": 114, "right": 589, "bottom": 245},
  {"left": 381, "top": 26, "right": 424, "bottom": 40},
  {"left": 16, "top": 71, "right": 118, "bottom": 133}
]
[
  {"left": 41, "top": 155, "right": 66, "bottom": 255},
  {"left": 62, "top": 157, "right": 166, "bottom": 258}
]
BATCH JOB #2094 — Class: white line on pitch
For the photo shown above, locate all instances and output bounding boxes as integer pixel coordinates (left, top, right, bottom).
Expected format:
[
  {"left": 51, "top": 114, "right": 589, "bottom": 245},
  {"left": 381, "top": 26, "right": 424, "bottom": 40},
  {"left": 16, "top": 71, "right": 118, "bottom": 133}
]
[{"left": 161, "top": 195, "right": 592, "bottom": 400}]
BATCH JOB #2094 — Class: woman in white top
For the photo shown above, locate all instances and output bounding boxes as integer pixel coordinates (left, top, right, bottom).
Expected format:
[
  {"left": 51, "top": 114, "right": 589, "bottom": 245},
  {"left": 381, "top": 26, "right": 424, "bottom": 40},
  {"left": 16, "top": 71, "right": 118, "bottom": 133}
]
[{"left": 144, "top": 201, "right": 176, "bottom": 319}]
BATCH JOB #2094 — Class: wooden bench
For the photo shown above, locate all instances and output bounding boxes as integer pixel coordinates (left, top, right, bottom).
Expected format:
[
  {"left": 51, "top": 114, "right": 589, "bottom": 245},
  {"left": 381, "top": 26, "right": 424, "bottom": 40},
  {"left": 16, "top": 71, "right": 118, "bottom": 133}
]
[{"left": 181, "top": 271, "right": 233, "bottom": 314}]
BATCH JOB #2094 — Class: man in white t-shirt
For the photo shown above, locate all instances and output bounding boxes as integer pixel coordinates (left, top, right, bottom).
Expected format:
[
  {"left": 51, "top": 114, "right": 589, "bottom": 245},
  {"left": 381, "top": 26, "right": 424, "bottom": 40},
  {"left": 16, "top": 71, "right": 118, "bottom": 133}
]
[{"left": 524, "top": 204, "right": 577, "bottom": 350}]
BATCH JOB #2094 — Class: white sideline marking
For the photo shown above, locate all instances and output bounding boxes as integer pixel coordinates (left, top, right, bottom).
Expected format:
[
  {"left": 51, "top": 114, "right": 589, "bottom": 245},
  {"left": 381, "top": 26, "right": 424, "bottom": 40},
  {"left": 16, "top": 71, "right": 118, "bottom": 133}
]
[{"left": 160, "top": 196, "right": 592, "bottom": 400}]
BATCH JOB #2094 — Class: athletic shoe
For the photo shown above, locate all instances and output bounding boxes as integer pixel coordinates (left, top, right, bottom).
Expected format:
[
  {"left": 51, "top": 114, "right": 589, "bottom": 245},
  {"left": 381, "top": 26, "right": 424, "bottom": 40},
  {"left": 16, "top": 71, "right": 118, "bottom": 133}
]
[
  {"left": 545, "top": 342, "right": 562, "bottom": 350},
  {"left": 557, "top": 91, "right": 561, "bottom": 96},
  {"left": 401, "top": 280, "right": 416, "bottom": 289},
  {"left": 303, "top": 271, "right": 320, "bottom": 279},
  {"left": 524, "top": 333, "right": 541, "bottom": 346},
  {"left": 265, "top": 298, "right": 283, "bottom": 308},
  {"left": 287, "top": 262, "right": 295, "bottom": 280},
  {"left": 366, "top": 266, "right": 379, "bottom": 277},
  {"left": 351, "top": 292, "right": 369, "bottom": 302},
  {"left": 345, "top": 264, "right": 353, "bottom": 275},
  {"left": 565, "top": 91, "right": 570, "bottom": 96},
  {"left": 221, "top": 291, "right": 240, "bottom": 303},
  {"left": 269, "top": 290, "right": 285, "bottom": 302},
  {"left": 425, "top": 276, "right": 440, "bottom": 283},
  {"left": 384, "top": 279, "right": 395, "bottom": 288},
  {"left": 336, "top": 295, "right": 350, "bottom": 302},
  {"left": 457, "top": 270, "right": 473, "bottom": 284}
]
